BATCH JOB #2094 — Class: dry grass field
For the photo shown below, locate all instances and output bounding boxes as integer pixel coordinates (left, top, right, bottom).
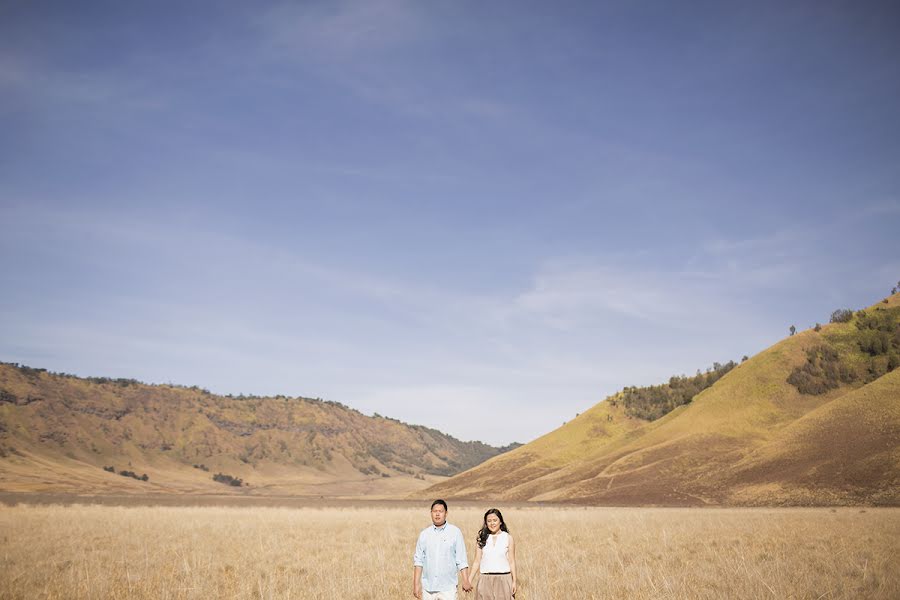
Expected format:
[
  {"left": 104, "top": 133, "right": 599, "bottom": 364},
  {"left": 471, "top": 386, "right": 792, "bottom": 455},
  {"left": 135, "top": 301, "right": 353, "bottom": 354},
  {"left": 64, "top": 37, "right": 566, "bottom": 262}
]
[{"left": 1, "top": 503, "right": 898, "bottom": 599}]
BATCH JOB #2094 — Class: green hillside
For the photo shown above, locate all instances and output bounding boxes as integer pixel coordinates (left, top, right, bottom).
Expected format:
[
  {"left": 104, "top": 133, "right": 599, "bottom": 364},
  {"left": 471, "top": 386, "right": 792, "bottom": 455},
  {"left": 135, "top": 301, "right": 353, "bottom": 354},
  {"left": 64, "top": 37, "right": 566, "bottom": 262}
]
[{"left": 425, "top": 292, "right": 900, "bottom": 506}]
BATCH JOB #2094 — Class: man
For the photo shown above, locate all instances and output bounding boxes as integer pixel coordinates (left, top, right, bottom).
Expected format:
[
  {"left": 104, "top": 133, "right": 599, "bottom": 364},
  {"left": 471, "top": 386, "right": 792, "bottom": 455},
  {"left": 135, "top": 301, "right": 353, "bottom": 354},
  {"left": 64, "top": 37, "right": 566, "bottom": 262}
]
[{"left": 413, "top": 499, "right": 472, "bottom": 599}]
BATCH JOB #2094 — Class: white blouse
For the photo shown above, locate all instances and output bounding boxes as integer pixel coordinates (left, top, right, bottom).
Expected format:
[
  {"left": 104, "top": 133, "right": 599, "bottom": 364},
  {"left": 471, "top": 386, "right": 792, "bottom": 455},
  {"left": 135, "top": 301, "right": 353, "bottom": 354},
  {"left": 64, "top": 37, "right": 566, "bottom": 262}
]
[{"left": 480, "top": 531, "right": 511, "bottom": 573}]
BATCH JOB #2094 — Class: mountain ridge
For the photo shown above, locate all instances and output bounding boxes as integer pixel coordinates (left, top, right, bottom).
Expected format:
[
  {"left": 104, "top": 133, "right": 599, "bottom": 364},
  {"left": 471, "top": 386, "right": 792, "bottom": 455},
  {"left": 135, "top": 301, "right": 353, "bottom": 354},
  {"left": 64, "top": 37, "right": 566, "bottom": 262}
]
[
  {"left": 0, "top": 364, "right": 517, "bottom": 496},
  {"left": 423, "top": 292, "right": 900, "bottom": 506}
]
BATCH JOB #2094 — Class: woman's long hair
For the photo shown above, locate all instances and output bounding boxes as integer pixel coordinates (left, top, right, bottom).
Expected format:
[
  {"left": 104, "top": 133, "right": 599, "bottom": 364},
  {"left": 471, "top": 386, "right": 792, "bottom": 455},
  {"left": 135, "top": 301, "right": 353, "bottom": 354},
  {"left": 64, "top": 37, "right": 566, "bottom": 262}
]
[{"left": 476, "top": 508, "right": 509, "bottom": 548}]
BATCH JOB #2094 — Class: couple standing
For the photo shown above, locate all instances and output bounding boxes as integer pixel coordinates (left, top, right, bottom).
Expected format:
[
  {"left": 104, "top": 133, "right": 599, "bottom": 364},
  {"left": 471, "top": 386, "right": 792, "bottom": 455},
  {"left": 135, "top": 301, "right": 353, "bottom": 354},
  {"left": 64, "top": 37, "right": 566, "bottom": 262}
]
[{"left": 413, "top": 499, "right": 517, "bottom": 600}]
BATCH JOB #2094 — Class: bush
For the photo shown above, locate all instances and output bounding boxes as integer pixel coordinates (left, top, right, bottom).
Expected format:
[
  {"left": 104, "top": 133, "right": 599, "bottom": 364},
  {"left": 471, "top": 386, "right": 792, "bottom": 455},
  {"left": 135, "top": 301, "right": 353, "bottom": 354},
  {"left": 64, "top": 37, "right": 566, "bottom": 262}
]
[
  {"left": 787, "top": 345, "right": 856, "bottom": 395},
  {"left": 856, "top": 307, "right": 900, "bottom": 333},
  {"left": 859, "top": 330, "right": 892, "bottom": 356},
  {"left": 830, "top": 309, "right": 854, "bottom": 323},
  {"left": 621, "top": 360, "right": 737, "bottom": 421},
  {"left": 116, "top": 469, "right": 149, "bottom": 482},
  {"left": 888, "top": 353, "right": 900, "bottom": 372},
  {"left": 213, "top": 473, "right": 244, "bottom": 486}
]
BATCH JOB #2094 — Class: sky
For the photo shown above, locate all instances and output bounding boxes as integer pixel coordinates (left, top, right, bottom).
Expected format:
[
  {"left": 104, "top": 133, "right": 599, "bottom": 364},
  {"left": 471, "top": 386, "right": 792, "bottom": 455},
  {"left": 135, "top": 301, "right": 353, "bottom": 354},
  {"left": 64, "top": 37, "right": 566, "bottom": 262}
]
[{"left": 1, "top": 1, "right": 899, "bottom": 445}]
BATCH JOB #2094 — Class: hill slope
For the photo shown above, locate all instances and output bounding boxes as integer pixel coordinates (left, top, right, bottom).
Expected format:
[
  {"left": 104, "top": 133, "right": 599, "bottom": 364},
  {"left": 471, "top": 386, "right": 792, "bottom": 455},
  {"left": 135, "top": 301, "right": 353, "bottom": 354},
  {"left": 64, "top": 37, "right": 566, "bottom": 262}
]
[
  {"left": 0, "top": 364, "right": 514, "bottom": 497},
  {"left": 425, "top": 293, "right": 900, "bottom": 506}
]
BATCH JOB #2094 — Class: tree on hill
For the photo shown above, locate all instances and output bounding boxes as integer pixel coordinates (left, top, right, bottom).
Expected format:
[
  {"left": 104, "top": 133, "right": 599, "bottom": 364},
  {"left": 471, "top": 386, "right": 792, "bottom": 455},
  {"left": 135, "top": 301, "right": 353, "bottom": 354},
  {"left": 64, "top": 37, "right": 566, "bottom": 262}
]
[
  {"left": 789, "top": 325, "right": 796, "bottom": 336},
  {"left": 621, "top": 360, "right": 737, "bottom": 421},
  {"left": 787, "top": 345, "right": 856, "bottom": 394},
  {"left": 830, "top": 309, "right": 854, "bottom": 323},
  {"left": 789, "top": 306, "right": 899, "bottom": 393},
  {"left": 213, "top": 473, "right": 244, "bottom": 486}
]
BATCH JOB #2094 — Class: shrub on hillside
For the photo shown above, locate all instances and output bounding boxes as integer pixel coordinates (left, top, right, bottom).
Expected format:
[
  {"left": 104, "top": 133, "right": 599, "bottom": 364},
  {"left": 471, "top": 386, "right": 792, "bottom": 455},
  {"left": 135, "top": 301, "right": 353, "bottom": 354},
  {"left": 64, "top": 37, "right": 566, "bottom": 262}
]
[
  {"left": 358, "top": 464, "right": 381, "bottom": 476},
  {"left": 787, "top": 345, "right": 856, "bottom": 395},
  {"left": 108, "top": 468, "right": 149, "bottom": 481},
  {"left": 856, "top": 307, "right": 900, "bottom": 333},
  {"left": 889, "top": 353, "right": 900, "bottom": 372},
  {"left": 830, "top": 309, "right": 854, "bottom": 323},
  {"left": 858, "top": 330, "right": 892, "bottom": 356},
  {"left": 213, "top": 473, "right": 244, "bottom": 486},
  {"left": 621, "top": 360, "right": 737, "bottom": 421}
]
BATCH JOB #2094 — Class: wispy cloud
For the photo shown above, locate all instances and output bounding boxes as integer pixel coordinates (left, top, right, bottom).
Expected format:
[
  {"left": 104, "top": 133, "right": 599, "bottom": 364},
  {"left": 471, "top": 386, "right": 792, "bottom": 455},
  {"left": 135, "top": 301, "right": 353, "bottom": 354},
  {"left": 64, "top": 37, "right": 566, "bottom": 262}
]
[
  {"left": 509, "top": 254, "right": 782, "bottom": 330},
  {"left": 256, "top": 0, "right": 424, "bottom": 61},
  {"left": 0, "top": 54, "right": 170, "bottom": 113},
  {"left": 250, "top": 0, "right": 526, "bottom": 126},
  {"left": 859, "top": 199, "right": 900, "bottom": 217}
]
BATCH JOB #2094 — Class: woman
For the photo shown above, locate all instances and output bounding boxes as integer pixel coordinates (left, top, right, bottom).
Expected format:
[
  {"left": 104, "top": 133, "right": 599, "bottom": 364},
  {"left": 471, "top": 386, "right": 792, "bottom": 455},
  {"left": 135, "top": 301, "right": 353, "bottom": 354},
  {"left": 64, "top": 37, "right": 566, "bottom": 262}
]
[{"left": 470, "top": 508, "right": 517, "bottom": 599}]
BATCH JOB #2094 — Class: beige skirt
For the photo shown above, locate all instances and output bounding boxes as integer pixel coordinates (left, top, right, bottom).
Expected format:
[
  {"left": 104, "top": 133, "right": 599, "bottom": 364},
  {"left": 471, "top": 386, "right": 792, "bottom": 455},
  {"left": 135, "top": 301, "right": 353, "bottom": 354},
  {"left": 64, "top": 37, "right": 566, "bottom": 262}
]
[{"left": 475, "top": 573, "right": 514, "bottom": 600}]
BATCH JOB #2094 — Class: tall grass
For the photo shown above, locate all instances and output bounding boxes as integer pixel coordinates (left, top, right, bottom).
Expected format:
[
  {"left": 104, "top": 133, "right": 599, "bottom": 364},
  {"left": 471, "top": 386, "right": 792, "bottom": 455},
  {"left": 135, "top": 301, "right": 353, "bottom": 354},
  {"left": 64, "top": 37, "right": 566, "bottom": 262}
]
[{"left": 0, "top": 504, "right": 897, "bottom": 599}]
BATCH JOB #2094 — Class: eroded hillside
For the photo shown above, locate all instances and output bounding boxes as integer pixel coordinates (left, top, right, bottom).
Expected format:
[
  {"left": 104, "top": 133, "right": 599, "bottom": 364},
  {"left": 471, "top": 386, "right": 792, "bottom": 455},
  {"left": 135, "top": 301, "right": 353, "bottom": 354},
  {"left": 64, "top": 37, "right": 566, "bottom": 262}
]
[{"left": 0, "top": 365, "right": 515, "bottom": 496}]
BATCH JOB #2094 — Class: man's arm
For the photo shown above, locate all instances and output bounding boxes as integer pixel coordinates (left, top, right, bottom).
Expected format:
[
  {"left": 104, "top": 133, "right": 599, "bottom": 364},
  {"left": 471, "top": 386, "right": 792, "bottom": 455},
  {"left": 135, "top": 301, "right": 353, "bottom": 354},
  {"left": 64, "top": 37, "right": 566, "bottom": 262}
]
[
  {"left": 455, "top": 527, "right": 472, "bottom": 592},
  {"left": 412, "top": 565, "right": 423, "bottom": 599},
  {"left": 459, "top": 566, "right": 472, "bottom": 593},
  {"left": 413, "top": 533, "right": 424, "bottom": 599}
]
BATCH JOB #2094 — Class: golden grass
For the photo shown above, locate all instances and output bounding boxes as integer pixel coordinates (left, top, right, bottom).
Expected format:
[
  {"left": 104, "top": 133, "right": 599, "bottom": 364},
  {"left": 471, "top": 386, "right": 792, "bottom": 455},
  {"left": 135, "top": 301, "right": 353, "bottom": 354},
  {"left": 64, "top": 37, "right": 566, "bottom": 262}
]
[{"left": 1, "top": 504, "right": 898, "bottom": 599}]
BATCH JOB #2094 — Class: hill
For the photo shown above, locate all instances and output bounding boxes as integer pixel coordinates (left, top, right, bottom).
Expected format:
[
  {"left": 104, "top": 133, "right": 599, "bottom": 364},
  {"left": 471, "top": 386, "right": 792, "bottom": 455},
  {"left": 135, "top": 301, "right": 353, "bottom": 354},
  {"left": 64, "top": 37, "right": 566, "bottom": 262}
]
[
  {"left": 0, "top": 364, "right": 516, "bottom": 497},
  {"left": 424, "top": 293, "right": 900, "bottom": 506}
]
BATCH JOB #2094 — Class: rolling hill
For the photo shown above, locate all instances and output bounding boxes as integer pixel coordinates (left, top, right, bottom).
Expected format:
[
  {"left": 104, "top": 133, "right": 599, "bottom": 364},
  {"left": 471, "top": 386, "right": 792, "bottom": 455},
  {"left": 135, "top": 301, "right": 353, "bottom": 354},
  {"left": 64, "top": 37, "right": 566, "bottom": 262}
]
[
  {"left": 0, "top": 365, "right": 516, "bottom": 497},
  {"left": 424, "top": 293, "right": 900, "bottom": 506}
]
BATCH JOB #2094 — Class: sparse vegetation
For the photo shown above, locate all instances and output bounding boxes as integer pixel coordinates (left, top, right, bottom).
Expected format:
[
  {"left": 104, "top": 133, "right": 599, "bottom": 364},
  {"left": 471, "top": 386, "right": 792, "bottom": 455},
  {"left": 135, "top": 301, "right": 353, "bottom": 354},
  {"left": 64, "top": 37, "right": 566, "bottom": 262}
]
[
  {"left": 0, "top": 505, "right": 897, "bottom": 600},
  {"left": 621, "top": 361, "right": 737, "bottom": 421},
  {"left": 213, "top": 473, "right": 244, "bottom": 486},
  {"left": 787, "top": 345, "right": 856, "bottom": 394},
  {"left": 102, "top": 465, "right": 149, "bottom": 481},
  {"left": 0, "top": 361, "right": 515, "bottom": 484},
  {"left": 830, "top": 308, "right": 854, "bottom": 323},
  {"left": 789, "top": 305, "right": 900, "bottom": 394}
]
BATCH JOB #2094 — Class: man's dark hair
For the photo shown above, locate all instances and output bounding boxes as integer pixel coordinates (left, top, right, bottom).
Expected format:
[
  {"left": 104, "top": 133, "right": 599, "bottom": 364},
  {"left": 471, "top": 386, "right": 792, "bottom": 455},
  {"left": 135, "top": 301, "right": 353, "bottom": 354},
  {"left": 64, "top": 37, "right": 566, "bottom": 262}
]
[{"left": 431, "top": 499, "right": 448, "bottom": 511}]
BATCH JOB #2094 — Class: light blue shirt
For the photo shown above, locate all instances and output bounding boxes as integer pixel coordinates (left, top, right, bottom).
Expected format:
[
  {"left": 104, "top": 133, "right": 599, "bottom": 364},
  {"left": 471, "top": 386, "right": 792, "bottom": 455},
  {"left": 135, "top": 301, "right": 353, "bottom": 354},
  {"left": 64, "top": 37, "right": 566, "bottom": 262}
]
[{"left": 413, "top": 522, "right": 468, "bottom": 592}]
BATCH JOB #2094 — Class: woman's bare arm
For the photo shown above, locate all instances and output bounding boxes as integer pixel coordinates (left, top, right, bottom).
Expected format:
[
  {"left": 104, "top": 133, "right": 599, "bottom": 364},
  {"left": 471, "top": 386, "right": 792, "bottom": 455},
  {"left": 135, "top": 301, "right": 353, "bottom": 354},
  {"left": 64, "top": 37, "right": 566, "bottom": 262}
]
[{"left": 508, "top": 535, "right": 517, "bottom": 595}]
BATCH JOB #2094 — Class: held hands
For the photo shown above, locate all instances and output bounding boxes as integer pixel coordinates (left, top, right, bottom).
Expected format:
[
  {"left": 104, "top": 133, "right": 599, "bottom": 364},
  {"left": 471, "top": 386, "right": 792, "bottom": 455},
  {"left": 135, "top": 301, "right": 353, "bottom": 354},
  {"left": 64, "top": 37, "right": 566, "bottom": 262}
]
[
  {"left": 462, "top": 577, "right": 473, "bottom": 593},
  {"left": 412, "top": 583, "right": 422, "bottom": 599}
]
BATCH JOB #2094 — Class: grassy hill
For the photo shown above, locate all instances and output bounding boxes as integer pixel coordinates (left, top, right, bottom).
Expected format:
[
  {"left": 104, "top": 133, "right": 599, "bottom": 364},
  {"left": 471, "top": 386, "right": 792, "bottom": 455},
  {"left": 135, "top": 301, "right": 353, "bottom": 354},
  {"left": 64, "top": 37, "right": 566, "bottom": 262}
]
[
  {"left": 425, "top": 292, "right": 900, "bottom": 506},
  {"left": 0, "top": 365, "right": 516, "bottom": 497}
]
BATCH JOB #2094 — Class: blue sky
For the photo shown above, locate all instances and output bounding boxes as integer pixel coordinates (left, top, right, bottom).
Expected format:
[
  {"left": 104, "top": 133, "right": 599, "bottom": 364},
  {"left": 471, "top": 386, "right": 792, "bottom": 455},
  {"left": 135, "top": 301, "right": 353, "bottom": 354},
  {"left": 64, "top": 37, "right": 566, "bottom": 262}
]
[{"left": 2, "top": 1, "right": 898, "bottom": 445}]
